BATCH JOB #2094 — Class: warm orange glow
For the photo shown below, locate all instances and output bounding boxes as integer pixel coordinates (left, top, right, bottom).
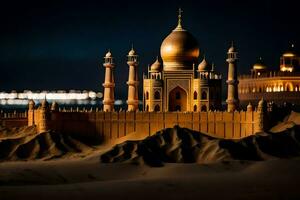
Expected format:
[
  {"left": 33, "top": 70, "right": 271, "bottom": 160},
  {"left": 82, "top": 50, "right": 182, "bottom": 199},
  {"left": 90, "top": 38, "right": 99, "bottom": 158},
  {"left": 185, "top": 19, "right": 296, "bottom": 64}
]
[
  {"left": 283, "top": 53, "right": 295, "bottom": 57},
  {"left": 281, "top": 66, "right": 293, "bottom": 72}
]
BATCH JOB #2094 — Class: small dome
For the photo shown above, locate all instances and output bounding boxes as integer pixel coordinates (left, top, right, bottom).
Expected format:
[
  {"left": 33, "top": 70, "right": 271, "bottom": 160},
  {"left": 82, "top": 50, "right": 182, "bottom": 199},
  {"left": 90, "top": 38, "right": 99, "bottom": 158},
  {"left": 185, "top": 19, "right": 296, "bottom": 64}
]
[
  {"left": 198, "top": 57, "right": 210, "bottom": 71},
  {"left": 28, "top": 99, "right": 35, "bottom": 105},
  {"left": 253, "top": 57, "right": 267, "bottom": 70},
  {"left": 258, "top": 98, "right": 266, "bottom": 107},
  {"left": 150, "top": 57, "right": 162, "bottom": 71},
  {"left": 105, "top": 50, "right": 112, "bottom": 58},
  {"left": 128, "top": 48, "right": 136, "bottom": 56},
  {"left": 28, "top": 99, "right": 35, "bottom": 110},
  {"left": 283, "top": 44, "right": 297, "bottom": 57},
  {"left": 247, "top": 102, "right": 253, "bottom": 111},
  {"left": 51, "top": 101, "right": 59, "bottom": 111},
  {"left": 41, "top": 99, "right": 49, "bottom": 108},
  {"left": 228, "top": 42, "right": 236, "bottom": 53}
]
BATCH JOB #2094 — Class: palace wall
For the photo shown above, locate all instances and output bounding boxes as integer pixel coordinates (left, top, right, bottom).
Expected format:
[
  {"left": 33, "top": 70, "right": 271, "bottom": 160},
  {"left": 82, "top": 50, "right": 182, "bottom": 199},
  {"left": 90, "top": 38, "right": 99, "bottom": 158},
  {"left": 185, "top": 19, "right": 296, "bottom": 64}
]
[
  {"left": 1, "top": 103, "right": 267, "bottom": 143},
  {"left": 0, "top": 111, "right": 28, "bottom": 128},
  {"left": 27, "top": 110, "right": 263, "bottom": 143}
]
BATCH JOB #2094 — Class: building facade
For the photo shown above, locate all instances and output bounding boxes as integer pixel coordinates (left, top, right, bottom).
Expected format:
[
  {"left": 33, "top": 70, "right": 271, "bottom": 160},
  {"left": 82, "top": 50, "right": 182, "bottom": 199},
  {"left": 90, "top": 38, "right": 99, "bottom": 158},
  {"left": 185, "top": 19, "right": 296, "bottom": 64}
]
[
  {"left": 143, "top": 10, "right": 222, "bottom": 112},
  {"left": 239, "top": 45, "right": 300, "bottom": 106}
]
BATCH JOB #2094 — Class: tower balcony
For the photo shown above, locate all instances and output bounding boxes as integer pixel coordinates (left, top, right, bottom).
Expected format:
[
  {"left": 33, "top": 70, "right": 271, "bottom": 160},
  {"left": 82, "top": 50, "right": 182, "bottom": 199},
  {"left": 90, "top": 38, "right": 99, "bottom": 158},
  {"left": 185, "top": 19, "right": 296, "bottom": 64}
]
[
  {"left": 102, "top": 83, "right": 115, "bottom": 88},
  {"left": 103, "top": 63, "right": 114, "bottom": 68},
  {"left": 127, "top": 61, "right": 139, "bottom": 66},
  {"left": 126, "top": 80, "right": 139, "bottom": 86},
  {"left": 226, "top": 80, "right": 239, "bottom": 85}
]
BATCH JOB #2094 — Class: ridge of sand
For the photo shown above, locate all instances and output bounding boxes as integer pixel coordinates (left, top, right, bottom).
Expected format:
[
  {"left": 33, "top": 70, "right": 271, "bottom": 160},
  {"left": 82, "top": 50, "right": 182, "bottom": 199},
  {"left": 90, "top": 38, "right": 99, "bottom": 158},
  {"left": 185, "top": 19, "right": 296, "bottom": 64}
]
[{"left": 101, "top": 125, "right": 300, "bottom": 166}]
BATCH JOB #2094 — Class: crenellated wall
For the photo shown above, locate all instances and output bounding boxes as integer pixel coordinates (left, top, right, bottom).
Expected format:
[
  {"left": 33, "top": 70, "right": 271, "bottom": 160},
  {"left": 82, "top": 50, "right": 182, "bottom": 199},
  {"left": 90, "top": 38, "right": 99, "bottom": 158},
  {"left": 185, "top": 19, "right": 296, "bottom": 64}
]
[{"left": 25, "top": 102, "right": 267, "bottom": 143}]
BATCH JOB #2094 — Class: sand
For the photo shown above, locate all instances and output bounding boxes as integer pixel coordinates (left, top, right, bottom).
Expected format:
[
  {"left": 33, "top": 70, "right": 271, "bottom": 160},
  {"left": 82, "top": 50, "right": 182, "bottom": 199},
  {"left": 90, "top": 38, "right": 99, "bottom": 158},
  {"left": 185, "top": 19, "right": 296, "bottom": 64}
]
[
  {"left": 1, "top": 158, "right": 300, "bottom": 200},
  {"left": 1, "top": 112, "right": 300, "bottom": 199},
  {"left": 101, "top": 125, "right": 300, "bottom": 165}
]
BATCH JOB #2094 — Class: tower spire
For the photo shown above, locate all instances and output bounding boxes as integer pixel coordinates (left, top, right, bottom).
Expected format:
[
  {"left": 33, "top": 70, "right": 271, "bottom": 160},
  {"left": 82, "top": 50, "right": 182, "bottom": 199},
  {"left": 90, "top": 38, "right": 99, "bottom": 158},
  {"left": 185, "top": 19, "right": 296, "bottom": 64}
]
[
  {"left": 226, "top": 43, "right": 239, "bottom": 112},
  {"left": 176, "top": 8, "right": 183, "bottom": 30},
  {"left": 102, "top": 50, "right": 115, "bottom": 112}
]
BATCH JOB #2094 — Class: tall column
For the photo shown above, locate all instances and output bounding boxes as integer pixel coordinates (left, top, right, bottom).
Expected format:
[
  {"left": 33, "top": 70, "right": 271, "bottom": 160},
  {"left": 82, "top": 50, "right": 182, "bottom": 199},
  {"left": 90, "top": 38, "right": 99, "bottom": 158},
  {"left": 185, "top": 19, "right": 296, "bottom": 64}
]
[
  {"left": 255, "top": 98, "right": 267, "bottom": 133},
  {"left": 28, "top": 99, "right": 35, "bottom": 126},
  {"left": 226, "top": 43, "right": 239, "bottom": 112},
  {"left": 126, "top": 47, "right": 139, "bottom": 111},
  {"left": 38, "top": 99, "right": 49, "bottom": 133},
  {"left": 102, "top": 50, "right": 115, "bottom": 112}
]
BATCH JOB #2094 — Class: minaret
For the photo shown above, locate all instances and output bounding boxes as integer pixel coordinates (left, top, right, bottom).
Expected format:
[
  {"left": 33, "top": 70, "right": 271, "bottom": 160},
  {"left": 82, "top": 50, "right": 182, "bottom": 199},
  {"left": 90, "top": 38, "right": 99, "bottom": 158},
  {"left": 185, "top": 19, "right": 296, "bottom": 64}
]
[
  {"left": 102, "top": 50, "right": 115, "bottom": 112},
  {"left": 126, "top": 46, "right": 139, "bottom": 111},
  {"left": 226, "top": 42, "right": 239, "bottom": 112}
]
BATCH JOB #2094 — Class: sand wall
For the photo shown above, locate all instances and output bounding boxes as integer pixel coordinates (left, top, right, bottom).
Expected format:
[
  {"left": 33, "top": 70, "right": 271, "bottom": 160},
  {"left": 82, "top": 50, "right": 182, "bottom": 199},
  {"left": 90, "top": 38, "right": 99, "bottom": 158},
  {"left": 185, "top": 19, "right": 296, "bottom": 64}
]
[{"left": 43, "top": 111, "right": 259, "bottom": 142}]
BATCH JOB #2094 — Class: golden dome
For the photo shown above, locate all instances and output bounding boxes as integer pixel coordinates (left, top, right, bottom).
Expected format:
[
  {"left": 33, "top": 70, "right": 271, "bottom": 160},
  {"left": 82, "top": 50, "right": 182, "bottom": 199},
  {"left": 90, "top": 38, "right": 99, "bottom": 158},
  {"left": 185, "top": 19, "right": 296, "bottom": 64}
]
[
  {"left": 128, "top": 47, "right": 136, "bottom": 56},
  {"left": 160, "top": 10, "right": 199, "bottom": 71},
  {"left": 283, "top": 44, "right": 297, "bottom": 57},
  {"left": 105, "top": 50, "right": 112, "bottom": 58},
  {"left": 198, "top": 57, "right": 210, "bottom": 71},
  {"left": 228, "top": 42, "right": 236, "bottom": 53},
  {"left": 253, "top": 57, "right": 267, "bottom": 70},
  {"left": 150, "top": 57, "right": 162, "bottom": 71}
]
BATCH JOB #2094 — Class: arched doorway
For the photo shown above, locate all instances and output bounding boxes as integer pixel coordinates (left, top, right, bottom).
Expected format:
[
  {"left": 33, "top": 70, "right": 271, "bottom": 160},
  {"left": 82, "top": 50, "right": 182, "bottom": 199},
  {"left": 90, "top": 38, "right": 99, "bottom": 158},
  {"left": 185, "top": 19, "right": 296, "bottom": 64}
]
[
  {"left": 285, "top": 82, "right": 293, "bottom": 92},
  {"left": 154, "top": 104, "right": 160, "bottom": 112},
  {"left": 168, "top": 86, "right": 187, "bottom": 111},
  {"left": 193, "top": 105, "right": 197, "bottom": 112}
]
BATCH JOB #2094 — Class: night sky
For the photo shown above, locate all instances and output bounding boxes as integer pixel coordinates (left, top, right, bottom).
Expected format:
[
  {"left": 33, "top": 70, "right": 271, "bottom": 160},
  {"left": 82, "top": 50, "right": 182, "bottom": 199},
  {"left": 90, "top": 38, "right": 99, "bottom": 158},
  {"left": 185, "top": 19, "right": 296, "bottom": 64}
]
[{"left": 0, "top": 0, "right": 299, "bottom": 99}]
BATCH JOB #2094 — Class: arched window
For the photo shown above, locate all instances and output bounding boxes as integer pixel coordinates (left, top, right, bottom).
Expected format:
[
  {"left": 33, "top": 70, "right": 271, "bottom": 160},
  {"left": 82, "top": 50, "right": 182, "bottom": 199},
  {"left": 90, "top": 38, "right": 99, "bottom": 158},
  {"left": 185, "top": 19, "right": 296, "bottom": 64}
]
[
  {"left": 146, "top": 105, "right": 149, "bottom": 111},
  {"left": 193, "top": 105, "right": 197, "bottom": 112},
  {"left": 201, "top": 91, "right": 207, "bottom": 100},
  {"left": 145, "top": 91, "right": 149, "bottom": 100},
  {"left": 175, "top": 105, "right": 181, "bottom": 111},
  {"left": 201, "top": 105, "right": 207, "bottom": 112},
  {"left": 176, "top": 92, "right": 181, "bottom": 99},
  {"left": 154, "top": 105, "right": 160, "bottom": 112},
  {"left": 154, "top": 91, "right": 160, "bottom": 99},
  {"left": 193, "top": 91, "right": 197, "bottom": 100}
]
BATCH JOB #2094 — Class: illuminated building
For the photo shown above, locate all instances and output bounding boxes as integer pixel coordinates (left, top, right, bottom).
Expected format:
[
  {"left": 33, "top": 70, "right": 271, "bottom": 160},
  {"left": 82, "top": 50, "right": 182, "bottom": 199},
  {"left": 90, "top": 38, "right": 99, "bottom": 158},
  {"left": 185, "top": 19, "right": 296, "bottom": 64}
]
[
  {"left": 143, "top": 9, "right": 222, "bottom": 112},
  {"left": 239, "top": 44, "right": 300, "bottom": 105}
]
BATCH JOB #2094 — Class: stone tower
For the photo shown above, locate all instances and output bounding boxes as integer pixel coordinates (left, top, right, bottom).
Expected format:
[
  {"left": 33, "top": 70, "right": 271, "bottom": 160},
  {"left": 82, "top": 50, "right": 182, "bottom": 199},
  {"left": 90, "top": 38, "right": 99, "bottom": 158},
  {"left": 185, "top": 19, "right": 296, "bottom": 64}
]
[
  {"left": 102, "top": 50, "right": 115, "bottom": 112},
  {"left": 126, "top": 47, "right": 139, "bottom": 111},
  {"left": 28, "top": 99, "right": 35, "bottom": 126},
  {"left": 38, "top": 99, "right": 49, "bottom": 133},
  {"left": 226, "top": 42, "right": 239, "bottom": 112},
  {"left": 255, "top": 98, "right": 267, "bottom": 133}
]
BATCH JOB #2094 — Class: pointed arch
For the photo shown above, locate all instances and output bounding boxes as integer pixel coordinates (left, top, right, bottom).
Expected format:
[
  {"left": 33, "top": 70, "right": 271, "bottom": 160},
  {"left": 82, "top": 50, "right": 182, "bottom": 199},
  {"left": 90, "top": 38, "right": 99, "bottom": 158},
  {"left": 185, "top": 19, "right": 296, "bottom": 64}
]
[
  {"left": 154, "top": 91, "right": 160, "bottom": 99},
  {"left": 168, "top": 86, "right": 187, "bottom": 112},
  {"left": 193, "top": 91, "right": 198, "bottom": 100},
  {"left": 154, "top": 104, "right": 160, "bottom": 112}
]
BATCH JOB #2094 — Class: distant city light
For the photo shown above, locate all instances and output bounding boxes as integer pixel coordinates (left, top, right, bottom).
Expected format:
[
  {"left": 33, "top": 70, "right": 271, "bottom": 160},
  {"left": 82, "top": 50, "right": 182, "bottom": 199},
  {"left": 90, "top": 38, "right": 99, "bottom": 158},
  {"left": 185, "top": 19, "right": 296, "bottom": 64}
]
[{"left": 0, "top": 90, "right": 103, "bottom": 105}]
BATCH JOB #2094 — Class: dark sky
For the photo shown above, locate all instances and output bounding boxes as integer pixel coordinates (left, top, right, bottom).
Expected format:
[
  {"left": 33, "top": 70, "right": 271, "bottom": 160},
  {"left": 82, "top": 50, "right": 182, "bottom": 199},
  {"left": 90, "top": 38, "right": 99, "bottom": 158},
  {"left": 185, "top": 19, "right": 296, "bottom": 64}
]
[{"left": 0, "top": 0, "right": 299, "bottom": 99}]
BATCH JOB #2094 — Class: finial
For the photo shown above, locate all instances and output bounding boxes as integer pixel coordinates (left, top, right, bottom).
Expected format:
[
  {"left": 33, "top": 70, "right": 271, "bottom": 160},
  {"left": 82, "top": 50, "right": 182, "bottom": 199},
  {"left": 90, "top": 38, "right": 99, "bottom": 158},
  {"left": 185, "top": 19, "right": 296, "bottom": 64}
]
[
  {"left": 131, "top": 43, "right": 134, "bottom": 51},
  {"left": 176, "top": 8, "right": 183, "bottom": 30},
  {"left": 156, "top": 56, "right": 159, "bottom": 61},
  {"left": 211, "top": 62, "right": 215, "bottom": 71},
  {"left": 203, "top": 54, "right": 206, "bottom": 60},
  {"left": 231, "top": 41, "right": 234, "bottom": 47}
]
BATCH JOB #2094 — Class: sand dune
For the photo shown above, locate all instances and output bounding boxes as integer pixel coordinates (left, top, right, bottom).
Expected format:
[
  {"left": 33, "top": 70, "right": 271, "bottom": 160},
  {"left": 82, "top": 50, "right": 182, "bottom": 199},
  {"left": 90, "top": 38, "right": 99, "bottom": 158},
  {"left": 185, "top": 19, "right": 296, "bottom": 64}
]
[
  {"left": 0, "top": 126, "right": 96, "bottom": 161},
  {"left": 101, "top": 125, "right": 300, "bottom": 166},
  {"left": 1, "top": 112, "right": 300, "bottom": 199},
  {"left": 270, "top": 111, "right": 300, "bottom": 133}
]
